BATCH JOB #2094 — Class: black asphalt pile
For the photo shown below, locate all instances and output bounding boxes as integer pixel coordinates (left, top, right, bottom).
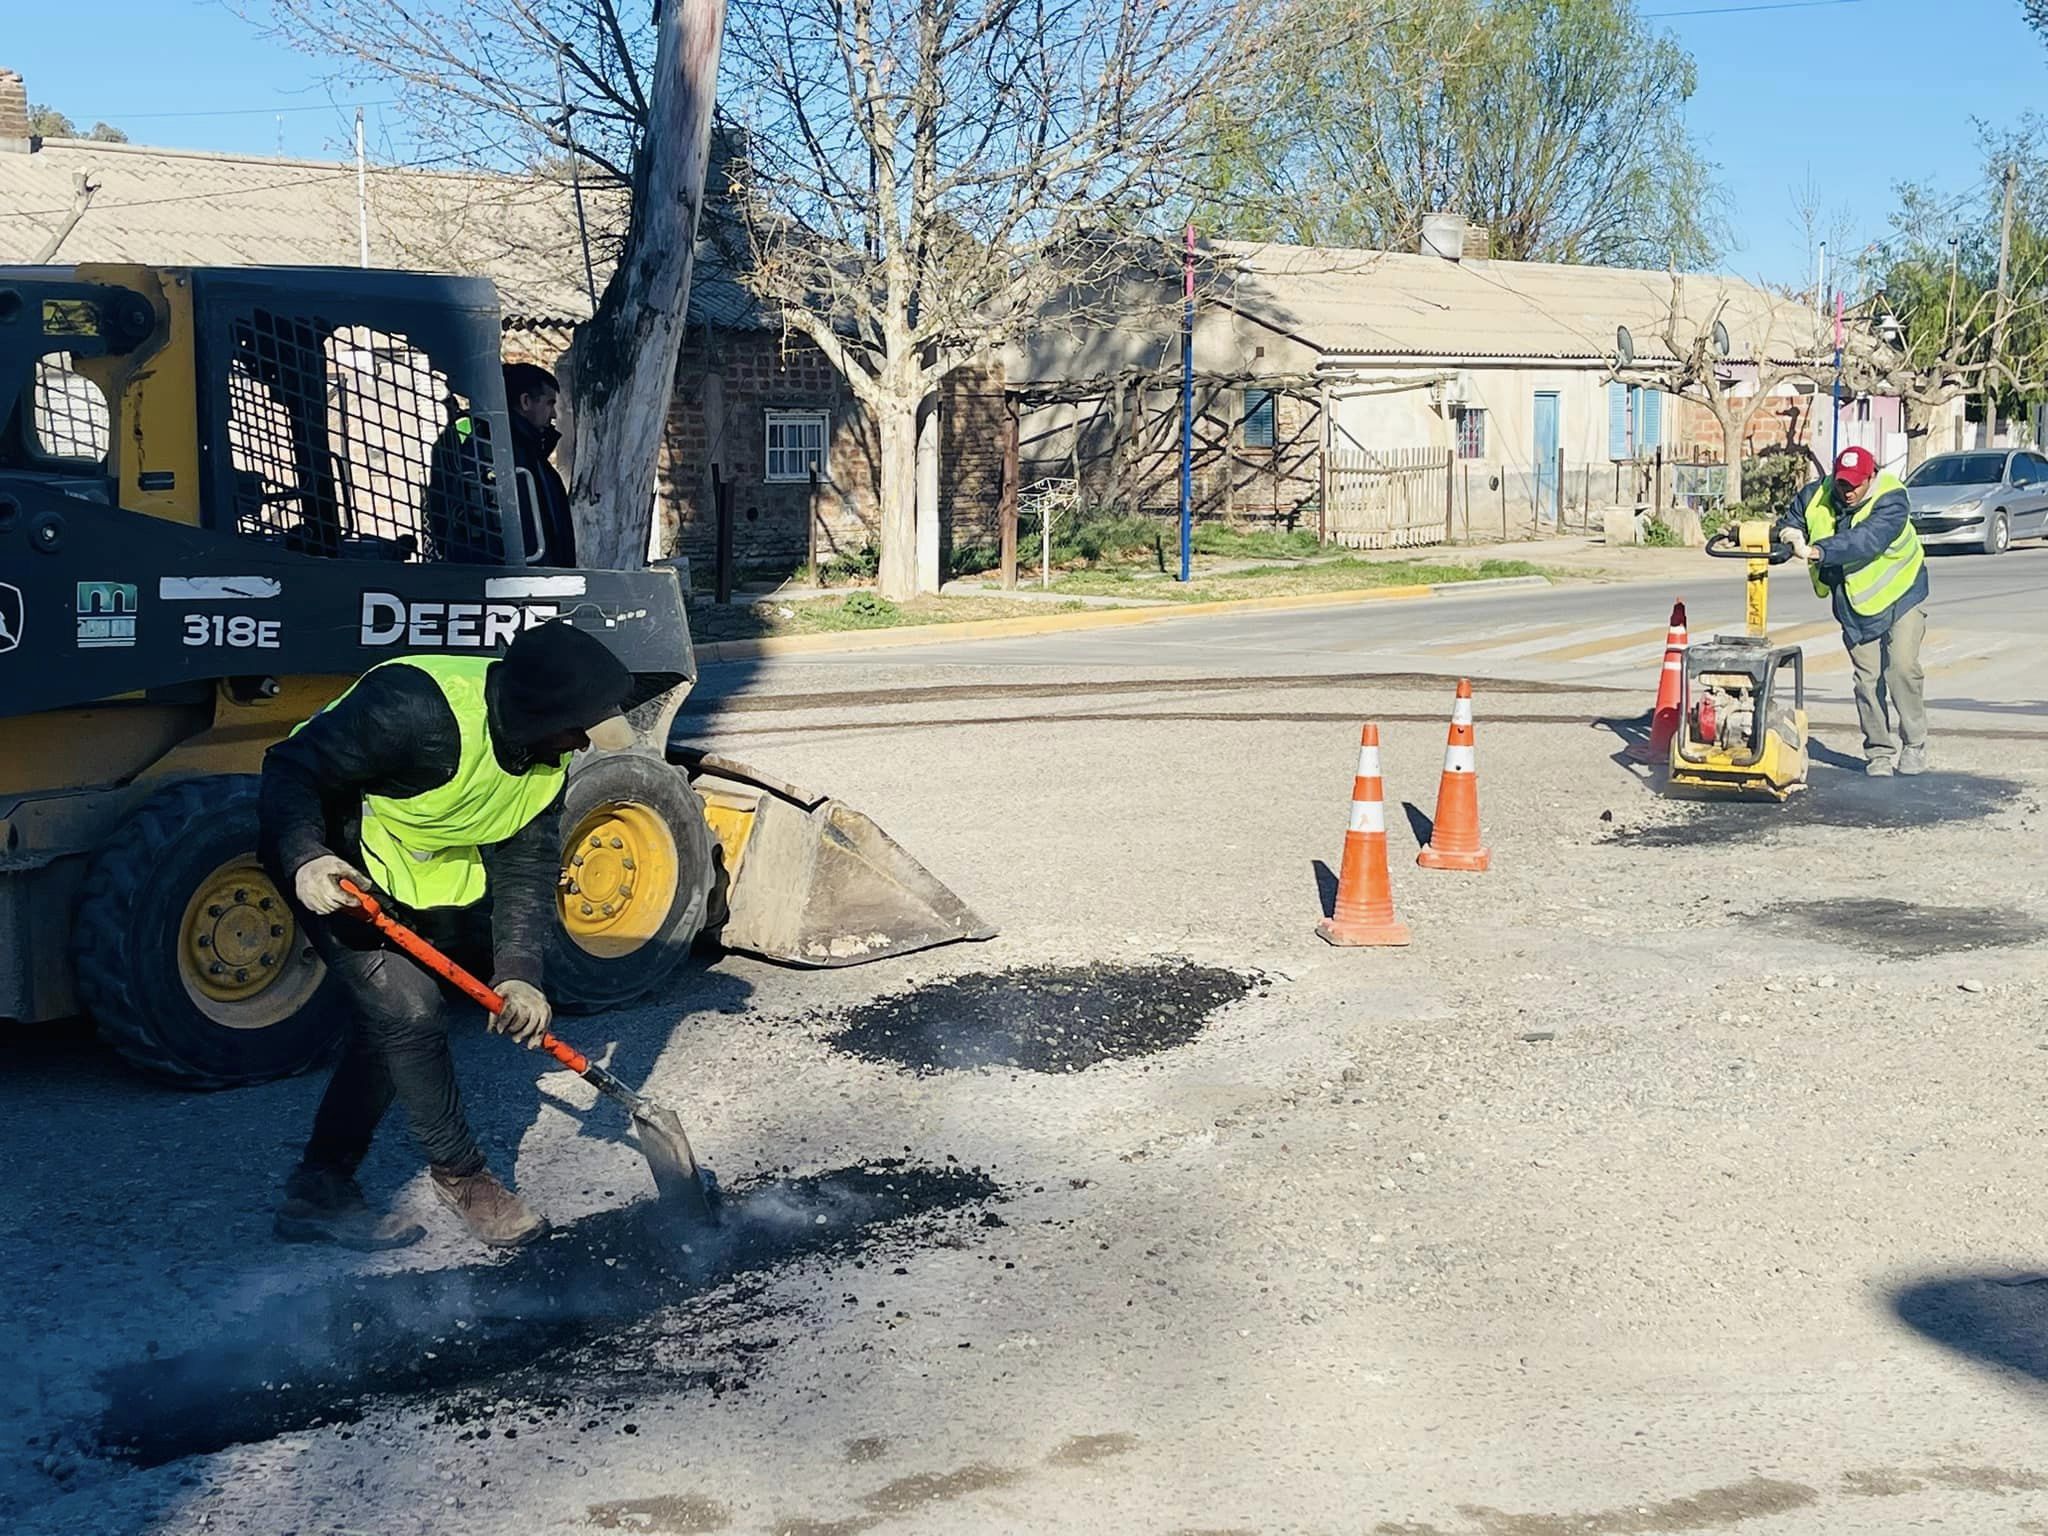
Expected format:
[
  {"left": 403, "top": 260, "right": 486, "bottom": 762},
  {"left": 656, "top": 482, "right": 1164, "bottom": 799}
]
[
  {"left": 826, "top": 962, "right": 1263, "bottom": 1075},
  {"left": 1609, "top": 767, "right": 2029, "bottom": 848},
  {"left": 1758, "top": 897, "right": 2044, "bottom": 960},
  {"left": 97, "top": 1160, "right": 1001, "bottom": 1468}
]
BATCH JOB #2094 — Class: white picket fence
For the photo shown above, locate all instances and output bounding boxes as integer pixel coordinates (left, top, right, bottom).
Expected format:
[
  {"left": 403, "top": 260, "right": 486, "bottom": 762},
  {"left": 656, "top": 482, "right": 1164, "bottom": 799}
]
[{"left": 1324, "top": 447, "right": 1449, "bottom": 549}]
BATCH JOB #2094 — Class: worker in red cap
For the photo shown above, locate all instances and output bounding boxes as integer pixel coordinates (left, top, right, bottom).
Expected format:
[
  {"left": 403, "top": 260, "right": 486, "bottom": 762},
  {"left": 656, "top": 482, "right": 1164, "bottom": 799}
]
[{"left": 1779, "top": 445, "right": 1929, "bottom": 775}]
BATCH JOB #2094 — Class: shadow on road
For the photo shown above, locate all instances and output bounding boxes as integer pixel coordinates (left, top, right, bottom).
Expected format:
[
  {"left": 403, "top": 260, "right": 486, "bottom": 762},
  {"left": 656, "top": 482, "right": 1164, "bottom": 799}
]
[
  {"left": 1893, "top": 1273, "right": 2048, "bottom": 1392},
  {"left": 1400, "top": 800, "right": 1434, "bottom": 852},
  {"left": 1311, "top": 859, "right": 1338, "bottom": 919}
]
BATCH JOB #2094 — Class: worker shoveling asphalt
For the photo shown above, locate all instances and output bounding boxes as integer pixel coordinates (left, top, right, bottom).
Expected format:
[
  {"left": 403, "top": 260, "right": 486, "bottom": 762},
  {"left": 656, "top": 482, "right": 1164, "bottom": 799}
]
[
  {"left": 260, "top": 619, "right": 712, "bottom": 1251},
  {"left": 341, "top": 880, "right": 716, "bottom": 1226}
]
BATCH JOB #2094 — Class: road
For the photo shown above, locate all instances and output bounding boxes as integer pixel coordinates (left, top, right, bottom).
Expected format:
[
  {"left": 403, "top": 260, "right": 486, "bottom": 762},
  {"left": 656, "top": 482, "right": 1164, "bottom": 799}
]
[
  {"left": 699, "top": 543, "right": 2048, "bottom": 733},
  {"left": 9, "top": 549, "right": 2048, "bottom": 1536}
]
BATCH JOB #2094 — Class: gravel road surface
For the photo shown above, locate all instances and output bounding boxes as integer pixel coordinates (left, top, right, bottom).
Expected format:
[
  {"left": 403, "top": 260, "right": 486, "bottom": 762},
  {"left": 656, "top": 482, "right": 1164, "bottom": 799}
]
[{"left": 8, "top": 555, "right": 2048, "bottom": 1535}]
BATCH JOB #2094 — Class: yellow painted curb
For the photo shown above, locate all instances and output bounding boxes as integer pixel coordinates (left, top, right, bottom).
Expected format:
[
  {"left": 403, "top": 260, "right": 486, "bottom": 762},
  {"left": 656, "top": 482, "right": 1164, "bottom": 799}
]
[{"left": 694, "top": 581, "right": 1445, "bottom": 664}]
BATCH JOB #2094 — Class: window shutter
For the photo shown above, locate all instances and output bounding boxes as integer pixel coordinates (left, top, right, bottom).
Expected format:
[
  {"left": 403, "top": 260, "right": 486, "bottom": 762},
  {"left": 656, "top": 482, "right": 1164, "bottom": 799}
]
[
  {"left": 1642, "top": 389, "right": 1663, "bottom": 452},
  {"left": 1608, "top": 382, "right": 1628, "bottom": 460}
]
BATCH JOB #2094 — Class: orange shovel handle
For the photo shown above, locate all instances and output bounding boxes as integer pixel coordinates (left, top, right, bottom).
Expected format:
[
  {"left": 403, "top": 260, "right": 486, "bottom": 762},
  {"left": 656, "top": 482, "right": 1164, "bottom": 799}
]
[{"left": 336, "top": 879, "right": 591, "bottom": 1075}]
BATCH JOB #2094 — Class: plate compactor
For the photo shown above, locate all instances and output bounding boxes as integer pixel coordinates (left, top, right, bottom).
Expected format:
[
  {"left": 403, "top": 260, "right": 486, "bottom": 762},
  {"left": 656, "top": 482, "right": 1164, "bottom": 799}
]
[
  {"left": 1667, "top": 521, "right": 1810, "bottom": 801},
  {"left": 0, "top": 263, "right": 990, "bottom": 1090}
]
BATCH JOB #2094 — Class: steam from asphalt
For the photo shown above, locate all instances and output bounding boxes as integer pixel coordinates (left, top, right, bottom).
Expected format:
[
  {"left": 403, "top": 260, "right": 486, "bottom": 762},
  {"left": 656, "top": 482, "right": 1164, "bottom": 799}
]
[{"left": 97, "top": 1160, "right": 1001, "bottom": 1467}]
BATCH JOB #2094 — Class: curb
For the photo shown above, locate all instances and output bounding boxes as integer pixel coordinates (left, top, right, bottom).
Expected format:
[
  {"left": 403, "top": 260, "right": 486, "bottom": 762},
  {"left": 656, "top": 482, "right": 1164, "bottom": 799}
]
[{"left": 694, "top": 573, "right": 1554, "bottom": 666}]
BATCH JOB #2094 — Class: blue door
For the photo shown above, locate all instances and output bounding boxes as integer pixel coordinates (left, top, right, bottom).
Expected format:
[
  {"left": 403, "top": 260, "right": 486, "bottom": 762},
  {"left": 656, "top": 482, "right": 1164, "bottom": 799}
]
[{"left": 1533, "top": 391, "right": 1561, "bottom": 523}]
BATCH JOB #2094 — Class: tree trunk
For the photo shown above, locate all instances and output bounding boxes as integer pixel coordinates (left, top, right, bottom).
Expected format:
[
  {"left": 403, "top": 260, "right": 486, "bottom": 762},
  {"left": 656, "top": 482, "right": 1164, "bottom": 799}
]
[
  {"left": 563, "top": 0, "right": 728, "bottom": 570},
  {"left": 1901, "top": 400, "right": 1934, "bottom": 473},
  {"left": 877, "top": 399, "right": 919, "bottom": 600},
  {"left": 1720, "top": 409, "right": 1746, "bottom": 505}
]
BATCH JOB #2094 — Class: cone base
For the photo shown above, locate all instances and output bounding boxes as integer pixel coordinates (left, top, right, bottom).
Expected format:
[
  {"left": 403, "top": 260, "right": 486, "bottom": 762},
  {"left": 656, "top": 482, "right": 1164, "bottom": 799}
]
[
  {"left": 1418, "top": 844, "right": 1491, "bottom": 872},
  {"left": 1317, "top": 915, "right": 1412, "bottom": 947}
]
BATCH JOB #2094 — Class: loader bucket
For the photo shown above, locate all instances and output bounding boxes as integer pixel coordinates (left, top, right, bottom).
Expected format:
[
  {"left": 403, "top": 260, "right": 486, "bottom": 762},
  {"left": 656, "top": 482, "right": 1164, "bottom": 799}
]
[{"left": 672, "top": 749, "right": 995, "bottom": 967}]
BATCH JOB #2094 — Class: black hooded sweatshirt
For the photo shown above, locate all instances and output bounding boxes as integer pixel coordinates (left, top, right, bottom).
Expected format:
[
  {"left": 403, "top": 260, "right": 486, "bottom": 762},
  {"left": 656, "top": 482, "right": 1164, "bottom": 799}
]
[{"left": 258, "top": 622, "right": 632, "bottom": 987}]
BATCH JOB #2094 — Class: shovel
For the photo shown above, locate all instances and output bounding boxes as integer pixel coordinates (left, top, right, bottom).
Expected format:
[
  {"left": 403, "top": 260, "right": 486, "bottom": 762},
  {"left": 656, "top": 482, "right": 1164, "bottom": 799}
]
[{"left": 338, "top": 879, "right": 716, "bottom": 1226}]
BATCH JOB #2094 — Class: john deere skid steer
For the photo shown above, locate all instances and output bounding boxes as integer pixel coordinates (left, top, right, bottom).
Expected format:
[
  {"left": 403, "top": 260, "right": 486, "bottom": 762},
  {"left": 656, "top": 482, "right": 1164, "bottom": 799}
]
[{"left": 0, "top": 263, "right": 988, "bottom": 1088}]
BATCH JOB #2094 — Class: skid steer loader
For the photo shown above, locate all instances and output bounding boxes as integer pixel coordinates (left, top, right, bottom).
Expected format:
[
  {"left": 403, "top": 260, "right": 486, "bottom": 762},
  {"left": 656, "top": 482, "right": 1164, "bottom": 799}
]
[{"left": 0, "top": 263, "right": 989, "bottom": 1088}]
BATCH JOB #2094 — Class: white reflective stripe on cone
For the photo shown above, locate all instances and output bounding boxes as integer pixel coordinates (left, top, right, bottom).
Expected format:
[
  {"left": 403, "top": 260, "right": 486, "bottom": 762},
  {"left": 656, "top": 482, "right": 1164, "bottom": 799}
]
[
  {"left": 1444, "top": 745, "right": 1477, "bottom": 773},
  {"left": 1452, "top": 698, "right": 1473, "bottom": 726},
  {"left": 1356, "top": 745, "right": 1382, "bottom": 777},
  {"left": 1349, "top": 798, "right": 1386, "bottom": 834}
]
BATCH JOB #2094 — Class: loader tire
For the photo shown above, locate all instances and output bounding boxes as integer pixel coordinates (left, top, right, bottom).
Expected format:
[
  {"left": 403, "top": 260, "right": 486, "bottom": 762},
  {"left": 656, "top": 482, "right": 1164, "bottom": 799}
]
[
  {"left": 547, "top": 753, "right": 715, "bottom": 1014},
  {"left": 74, "top": 778, "right": 346, "bottom": 1089}
]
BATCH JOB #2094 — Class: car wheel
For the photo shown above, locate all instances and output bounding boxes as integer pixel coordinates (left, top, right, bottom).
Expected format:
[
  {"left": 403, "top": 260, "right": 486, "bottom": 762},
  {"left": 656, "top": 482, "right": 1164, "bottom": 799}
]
[{"left": 1984, "top": 511, "right": 2011, "bottom": 555}]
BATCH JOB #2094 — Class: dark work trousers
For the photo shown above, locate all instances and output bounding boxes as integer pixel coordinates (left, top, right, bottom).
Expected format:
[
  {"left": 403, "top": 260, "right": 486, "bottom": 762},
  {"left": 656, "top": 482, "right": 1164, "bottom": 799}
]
[{"left": 299, "top": 902, "right": 495, "bottom": 1179}]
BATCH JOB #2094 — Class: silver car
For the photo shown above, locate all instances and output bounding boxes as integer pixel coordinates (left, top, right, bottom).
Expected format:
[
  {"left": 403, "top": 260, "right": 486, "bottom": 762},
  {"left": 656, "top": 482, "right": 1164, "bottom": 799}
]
[{"left": 1905, "top": 449, "right": 2048, "bottom": 554}]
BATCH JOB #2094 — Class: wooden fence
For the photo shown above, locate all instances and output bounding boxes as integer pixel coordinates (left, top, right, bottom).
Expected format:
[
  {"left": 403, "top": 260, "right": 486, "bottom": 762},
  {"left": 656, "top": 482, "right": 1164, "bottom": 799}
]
[{"left": 1322, "top": 447, "right": 1450, "bottom": 549}]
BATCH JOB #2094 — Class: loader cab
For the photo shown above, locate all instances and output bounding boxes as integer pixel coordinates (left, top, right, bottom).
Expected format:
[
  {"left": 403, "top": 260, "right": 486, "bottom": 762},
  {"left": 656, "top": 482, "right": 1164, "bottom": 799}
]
[{"left": 0, "top": 264, "right": 533, "bottom": 564}]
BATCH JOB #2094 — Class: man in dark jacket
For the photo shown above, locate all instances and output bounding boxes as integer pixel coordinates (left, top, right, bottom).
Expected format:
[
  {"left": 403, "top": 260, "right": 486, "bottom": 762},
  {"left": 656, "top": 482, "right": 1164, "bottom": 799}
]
[
  {"left": 505, "top": 362, "right": 577, "bottom": 567},
  {"left": 259, "top": 621, "right": 634, "bottom": 1250},
  {"left": 1779, "top": 445, "right": 1931, "bottom": 776}
]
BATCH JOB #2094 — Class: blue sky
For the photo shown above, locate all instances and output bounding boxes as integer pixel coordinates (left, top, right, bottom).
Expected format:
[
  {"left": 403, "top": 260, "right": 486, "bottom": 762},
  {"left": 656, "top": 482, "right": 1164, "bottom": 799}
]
[{"left": 8, "top": 0, "right": 2045, "bottom": 286}]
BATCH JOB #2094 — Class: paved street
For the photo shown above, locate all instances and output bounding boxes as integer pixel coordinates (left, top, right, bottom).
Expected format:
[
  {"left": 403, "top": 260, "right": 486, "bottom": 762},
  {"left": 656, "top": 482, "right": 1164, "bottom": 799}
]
[
  {"left": 9, "top": 551, "right": 2048, "bottom": 1536},
  {"left": 701, "top": 544, "right": 2048, "bottom": 734}
]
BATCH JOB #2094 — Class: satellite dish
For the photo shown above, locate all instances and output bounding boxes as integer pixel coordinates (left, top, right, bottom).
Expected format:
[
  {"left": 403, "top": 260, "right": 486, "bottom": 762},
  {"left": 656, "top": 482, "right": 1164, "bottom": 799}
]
[
  {"left": 1615, "top": 325, "right": 1635, "bottom": 368},
  {"left": 1712, "top": 319, "right": 1732, "bottom": 359}
]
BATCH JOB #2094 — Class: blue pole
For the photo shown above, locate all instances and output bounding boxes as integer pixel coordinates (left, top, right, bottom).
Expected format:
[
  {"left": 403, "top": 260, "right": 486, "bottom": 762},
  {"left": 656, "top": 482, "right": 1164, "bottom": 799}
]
[
  {"left": 1180, "top": 222, "right": 1194, "bottom": 584},
  {"left": 1829, "top": 291, "right": 1843, "bottom": 474}
]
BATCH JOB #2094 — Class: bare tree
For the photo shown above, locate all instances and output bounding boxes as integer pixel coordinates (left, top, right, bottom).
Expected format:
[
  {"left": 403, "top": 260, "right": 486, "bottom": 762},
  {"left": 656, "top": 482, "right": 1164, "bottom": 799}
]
[
  {"left": 1612, "top": 277, "right": 1825, "bottom": 505},
  {"left": 721, "top": 0, "right": 1274, "bottom": 595}
]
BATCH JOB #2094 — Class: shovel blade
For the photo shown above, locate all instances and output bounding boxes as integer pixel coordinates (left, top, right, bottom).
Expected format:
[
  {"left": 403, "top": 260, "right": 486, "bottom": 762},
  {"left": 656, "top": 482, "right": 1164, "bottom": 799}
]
[{"left": 632, "top": 1103, "right": 716, "bottom": 1225}]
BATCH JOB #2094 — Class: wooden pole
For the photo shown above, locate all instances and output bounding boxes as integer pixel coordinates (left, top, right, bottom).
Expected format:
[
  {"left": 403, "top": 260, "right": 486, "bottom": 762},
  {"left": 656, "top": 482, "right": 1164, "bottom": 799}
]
[
  {"left": 806, "top": 464, "right": 819, "bottom": 578},
  {"left": 1554, "top": 446, "right": 1565, "bottom": 532},
  {"left": 999, "top": 394, "right": 1021, "bottom": 591},
  {"left": 712, "top": 463, "right": 733, "bottom": 604}
]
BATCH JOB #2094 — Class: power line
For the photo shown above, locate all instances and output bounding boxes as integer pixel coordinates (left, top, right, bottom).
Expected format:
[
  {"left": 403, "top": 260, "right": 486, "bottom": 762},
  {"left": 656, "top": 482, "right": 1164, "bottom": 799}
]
[
  {"left": 1642, "top": 0, "right": 1866, "bottom": 17},
  {"left": 66, "top": 99, "right": 397, "bottom": 122}
]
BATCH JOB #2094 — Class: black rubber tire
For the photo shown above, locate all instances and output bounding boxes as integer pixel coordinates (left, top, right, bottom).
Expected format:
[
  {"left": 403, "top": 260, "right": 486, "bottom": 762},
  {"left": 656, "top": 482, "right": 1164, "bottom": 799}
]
[
  {"left": 1984, "top": 511, "right": 2011, "bottom": 555},
  {"left": 546, "top": 753, "right": 715, "bottom": 1014},
  {"left": 73, "top": 778, "right": 348, "bottom": 1090}
]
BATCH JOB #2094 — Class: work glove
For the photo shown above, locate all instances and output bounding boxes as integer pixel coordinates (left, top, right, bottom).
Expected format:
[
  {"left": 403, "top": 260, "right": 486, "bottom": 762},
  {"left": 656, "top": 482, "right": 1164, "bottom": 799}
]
[
  {"left": 1777, "top": 525, "right": 1810, "bottom": 556},
  {"left": 294, "top": 853, "right": 370, "bottom": 916},
  {"left": 492, "top": 980, "right": 552, "bottom": 1048}
]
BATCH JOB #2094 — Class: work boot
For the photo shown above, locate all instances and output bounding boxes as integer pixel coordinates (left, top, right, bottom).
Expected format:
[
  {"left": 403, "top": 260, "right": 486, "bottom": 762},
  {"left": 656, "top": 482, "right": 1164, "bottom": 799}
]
[
  {"left": 1865, "top": 756, "right": 1896, "bottom": 778},
  {"left": 430, "top": 1165, "right": 547, "bottom": 1248},
  {"left": 275, "top": 1165, "right": 426, "bottom": 1251},
  {"left": 1898, "top": 744, "right": 1930, "bottom": 776}
]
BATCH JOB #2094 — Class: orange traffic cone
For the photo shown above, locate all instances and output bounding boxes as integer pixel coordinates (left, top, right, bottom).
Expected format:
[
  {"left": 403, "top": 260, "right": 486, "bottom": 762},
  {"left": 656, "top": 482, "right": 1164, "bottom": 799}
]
[
  {"left": 1418, "top": 679, "right": 1490, "bottom": 872},
  {"left": 1317, "top": 723, "right": 1411, "bottom": 948},
  {"left": 1627, "top": 601, "right": 1689, "bottom": 764}
]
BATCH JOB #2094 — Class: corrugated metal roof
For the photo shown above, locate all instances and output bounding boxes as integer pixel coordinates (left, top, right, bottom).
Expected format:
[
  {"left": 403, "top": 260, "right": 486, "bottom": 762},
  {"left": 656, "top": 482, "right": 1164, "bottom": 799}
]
[
  {"left": 1211, "top": 240, "right": 1824, "bottom": 366},
  {"left": 0, "top": 137, "right": 768, "bottom": 330}
]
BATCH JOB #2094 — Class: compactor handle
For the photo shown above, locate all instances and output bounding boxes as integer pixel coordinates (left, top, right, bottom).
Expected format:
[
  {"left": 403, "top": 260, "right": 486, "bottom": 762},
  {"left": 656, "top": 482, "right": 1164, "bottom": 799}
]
[
  {"left": 1705, "top": 526, "right": 1794, "bottom": 565},
  {"left": 337, "top": 879, "right": 591, "bottom": 1074}
]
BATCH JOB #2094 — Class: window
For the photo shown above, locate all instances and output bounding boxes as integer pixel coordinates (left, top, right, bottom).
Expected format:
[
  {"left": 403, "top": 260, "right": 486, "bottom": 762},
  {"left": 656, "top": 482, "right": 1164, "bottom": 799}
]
[
  {"left": 30, "top": 354, "right": 110, "bottom": 463},
  {"left": 1241, "top": 388, "right": 1276, "bottom": 449},
  {"left": 766, "top": 409, "right": 830, "bottom": 481},
  {"left": 1453, "top": 405, "right": 1487, "bottom": 459},
  {"left": 1607, "top": 382, "right": 1663, "bottom": 460}
]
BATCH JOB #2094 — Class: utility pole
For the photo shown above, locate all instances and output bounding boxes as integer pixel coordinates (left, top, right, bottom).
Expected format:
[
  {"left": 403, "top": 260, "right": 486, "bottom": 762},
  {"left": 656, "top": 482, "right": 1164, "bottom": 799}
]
[
  {"left": 354, "top": 107, "right": 370, "bottom": 269},
  {"left": 1987, "top": 159, "right": 2019, "bottom": 447}
]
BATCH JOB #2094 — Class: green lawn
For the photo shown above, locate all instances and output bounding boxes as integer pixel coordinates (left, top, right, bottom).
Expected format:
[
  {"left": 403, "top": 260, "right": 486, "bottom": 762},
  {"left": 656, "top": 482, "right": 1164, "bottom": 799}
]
[
  {"left": 1047, "top": 556, "right": 1557, "bottom": 603},
  {"left": 692, "top": 592, "right": 1092, "bottom": 641}
]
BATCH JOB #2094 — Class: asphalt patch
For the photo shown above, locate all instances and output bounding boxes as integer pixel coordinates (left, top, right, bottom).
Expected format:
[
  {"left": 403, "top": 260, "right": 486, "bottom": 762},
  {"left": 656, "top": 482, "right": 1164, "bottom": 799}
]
[
  {"left": 826, "top": 962, "right": 1263, "bottom": 1075},
  {"left": 97, "top": 1160, "right": 1000, "bottom": 1467},
  {"left": 1608, "top": 766, "right": 2028, "bottom": 847},
  {"left": 1758, "top": 897, "right": 2043, "bottom": 959}
]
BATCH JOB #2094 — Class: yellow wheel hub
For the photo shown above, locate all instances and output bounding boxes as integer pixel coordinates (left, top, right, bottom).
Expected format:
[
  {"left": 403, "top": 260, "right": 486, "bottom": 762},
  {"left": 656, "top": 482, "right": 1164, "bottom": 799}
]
[
  {"left": 560, "top": 802, "right": 678, "bottom": 958},
  {"left": 180, "top": 863, "right": 296, "bottom": 1006}
]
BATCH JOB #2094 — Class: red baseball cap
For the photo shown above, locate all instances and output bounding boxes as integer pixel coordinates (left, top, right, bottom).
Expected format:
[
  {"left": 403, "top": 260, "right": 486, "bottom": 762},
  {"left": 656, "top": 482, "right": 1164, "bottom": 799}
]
[{"left": 1835, "top": 446, "right": 1877, "bottom": 488}]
